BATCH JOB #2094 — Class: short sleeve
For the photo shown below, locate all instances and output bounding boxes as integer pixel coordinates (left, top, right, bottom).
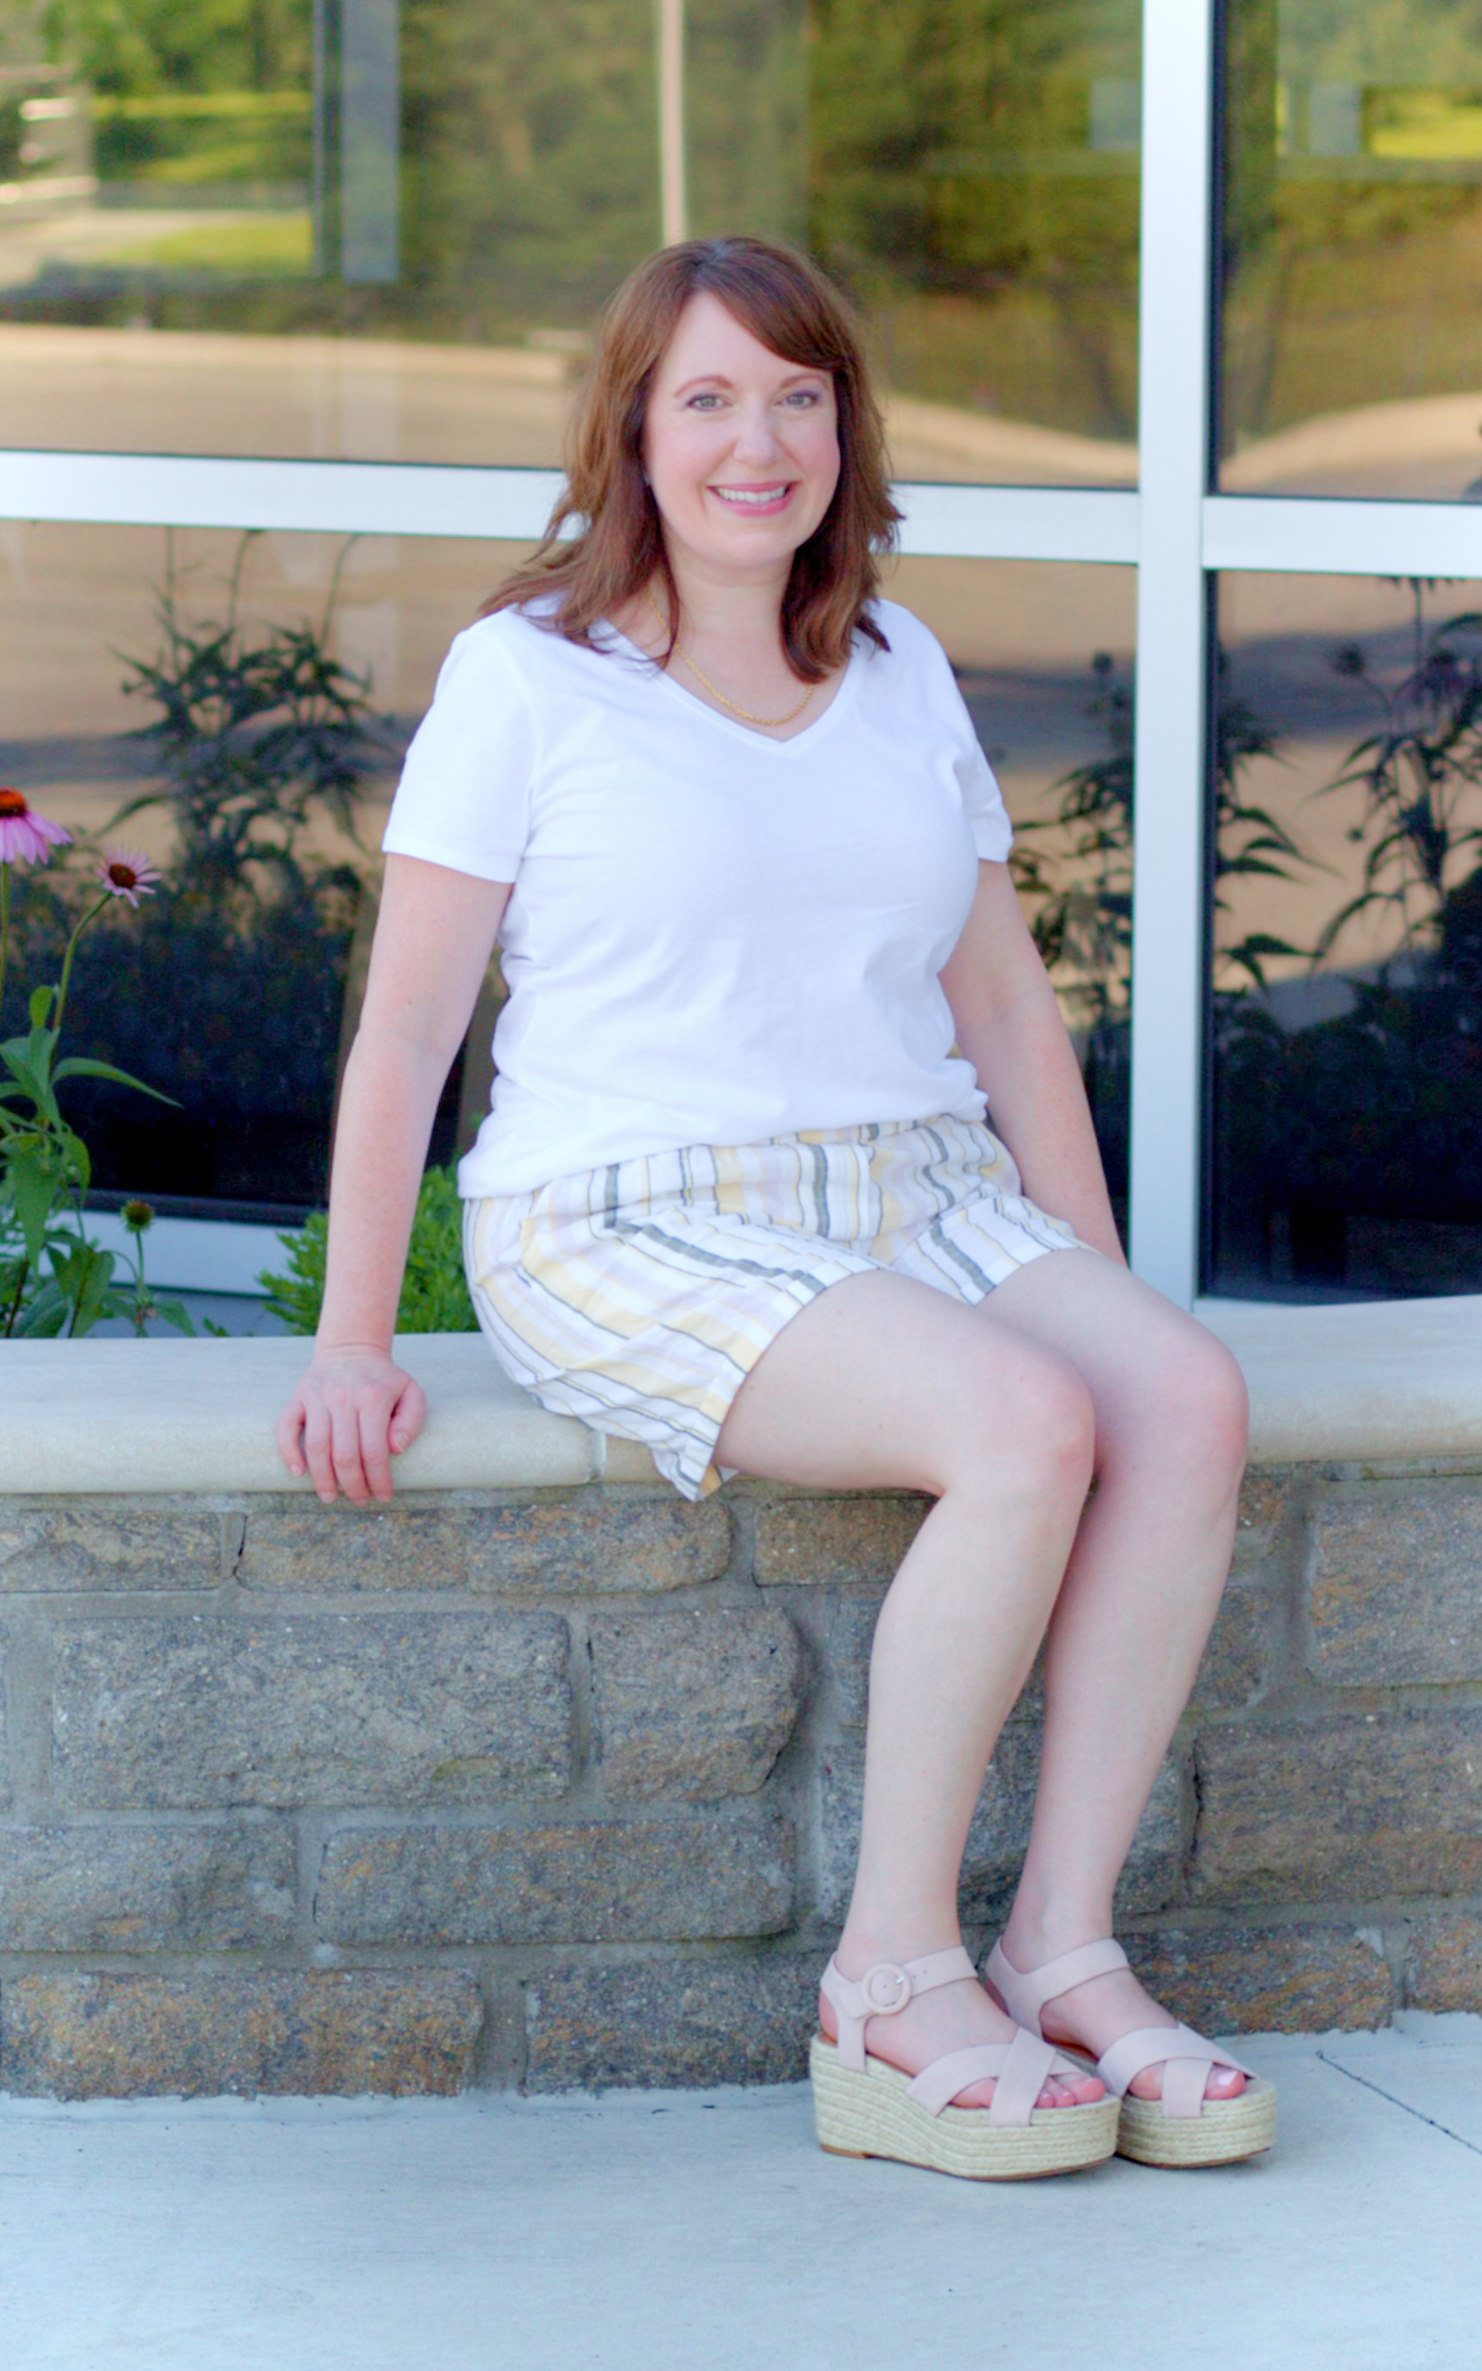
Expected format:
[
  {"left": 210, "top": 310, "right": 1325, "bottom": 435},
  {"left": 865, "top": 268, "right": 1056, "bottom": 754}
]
[
  {"left": 956, "top": 732, "right": 1013, "bottom": 863},
  {"left": 381, "top": 620, "right": 537, "bottom": 883}
]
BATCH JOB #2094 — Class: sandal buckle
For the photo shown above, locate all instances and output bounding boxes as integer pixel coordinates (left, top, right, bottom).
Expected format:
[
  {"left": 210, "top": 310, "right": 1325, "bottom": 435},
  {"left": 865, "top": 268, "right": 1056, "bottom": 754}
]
[{"left": 861, "top": 1962, "right": 913, "bottom": 2015}]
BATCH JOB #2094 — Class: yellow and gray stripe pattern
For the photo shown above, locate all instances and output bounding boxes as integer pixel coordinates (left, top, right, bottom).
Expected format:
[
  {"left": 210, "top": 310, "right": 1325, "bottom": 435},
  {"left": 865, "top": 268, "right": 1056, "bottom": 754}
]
[{"left": 464, "top": 1113, "right": 1084, "bottom": 1501}]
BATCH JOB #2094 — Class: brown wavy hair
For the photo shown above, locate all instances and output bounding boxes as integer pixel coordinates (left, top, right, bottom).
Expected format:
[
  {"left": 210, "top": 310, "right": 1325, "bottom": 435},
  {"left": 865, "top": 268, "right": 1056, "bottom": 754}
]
[{"left": 481, "top": 236, "right": 901, "bottom": 680}]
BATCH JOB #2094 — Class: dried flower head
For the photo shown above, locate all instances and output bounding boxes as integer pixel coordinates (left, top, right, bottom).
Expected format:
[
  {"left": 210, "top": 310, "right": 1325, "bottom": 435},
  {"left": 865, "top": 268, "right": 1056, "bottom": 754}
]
[
  {"left": 0, "top": 788, "right": 72, "bottom": 868},
  {"left": 95, "top": 846, "right": 162, "bottom": 908},
  {"left": 121, "top": 1199, "right": 155, "bottom": 1234}
]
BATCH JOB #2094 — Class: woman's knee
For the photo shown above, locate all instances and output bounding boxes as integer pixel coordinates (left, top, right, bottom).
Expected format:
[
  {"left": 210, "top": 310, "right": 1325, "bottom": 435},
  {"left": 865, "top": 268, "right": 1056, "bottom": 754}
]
[
  {"left": 1135, "top": 1324, "right": 1249, "bottom": 1487},
  {"left": 937, "top": 1338, "right": 1096, "bottom": 1504}
]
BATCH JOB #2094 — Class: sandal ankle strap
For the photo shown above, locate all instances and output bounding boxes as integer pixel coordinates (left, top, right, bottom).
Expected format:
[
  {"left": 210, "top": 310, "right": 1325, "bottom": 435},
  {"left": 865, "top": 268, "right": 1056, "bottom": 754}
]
[
  {"left": 986, "top": 1937, "right": 1129, "bottom": 2036},
  {"left": 821, "top": 1945, "right": 977, "bottom": 2072}
]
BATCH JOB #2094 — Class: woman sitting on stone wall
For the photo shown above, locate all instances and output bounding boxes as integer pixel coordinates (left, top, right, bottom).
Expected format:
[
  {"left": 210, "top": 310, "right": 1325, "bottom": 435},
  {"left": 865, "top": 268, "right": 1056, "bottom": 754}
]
[{"left": 277, "top": 235, "right": 1275, "bottom": 2179}]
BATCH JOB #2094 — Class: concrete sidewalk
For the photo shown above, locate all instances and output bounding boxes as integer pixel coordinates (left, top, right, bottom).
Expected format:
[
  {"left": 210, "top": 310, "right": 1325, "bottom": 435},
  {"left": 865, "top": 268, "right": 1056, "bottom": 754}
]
[{"left": 3, "top": 2015, "right": 1479, "bottom": 2371}]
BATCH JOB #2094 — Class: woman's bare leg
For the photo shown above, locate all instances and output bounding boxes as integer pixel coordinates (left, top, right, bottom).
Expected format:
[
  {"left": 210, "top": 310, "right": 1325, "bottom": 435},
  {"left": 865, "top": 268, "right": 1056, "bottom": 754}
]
[
  {"left": 716, "top": 1266, "right": 1106, "bottom": 2109},
  {"left": 979, "top": 1251, "right": 1251, "bottom": 2099}
]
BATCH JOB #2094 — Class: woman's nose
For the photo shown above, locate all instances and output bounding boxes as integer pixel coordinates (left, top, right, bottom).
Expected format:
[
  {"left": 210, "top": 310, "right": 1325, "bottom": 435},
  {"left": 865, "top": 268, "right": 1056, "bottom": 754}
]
[{"left": 729, "top": 400, "right": 782, "bottom": 463}]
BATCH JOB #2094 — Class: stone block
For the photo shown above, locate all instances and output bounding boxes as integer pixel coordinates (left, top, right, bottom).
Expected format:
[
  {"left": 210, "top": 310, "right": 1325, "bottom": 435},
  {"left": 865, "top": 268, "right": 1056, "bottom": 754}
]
[
  {"left": 238, "top": 1490, "right": 729, "bottom": 1595},
  {"left": 1308, "top": 1482, "right": 1482, "bottom": 1684},
  {"left": 1230, "top": 1471, "right": 1294, "bottom": 1572},
  {"left": 589, "top": 1602, "right": 804, "bottom": 1799},
  {"left": 51, "top": 1611, "right": 573, "bottom": 1809},
  {"left": 753, "top": 1495, "right": 931, "bottom": 1588},
  {"left": 826, "top": 1590, "right": 887, "bottom": 1729},
  {"left": 1123, "top": 1921, "right": 1393, "bottom": 2034},
  {"left": 0, "top": 1502, "right": 223, "bottom": 1592},
  {"left": 0, "top": 1643, "right": 10, "bottom": 1811},
  {"left": 0, "top": 1971, "right": 483, "bottom": 2098},
  {"left": 1407, "top": 1914, "right": 1482, "bottom": 2013},
  {"left": 315, "top": 1806, "right": 795, "bottom": 1944},
  {"left": 1189, "top": 1578, "right": 1269, "bottom": 1712},
  {"left": 1193, "top": 1712, "right": 1482, "bottom": 1903},
  {"left": 0, "top": 1820, "right": 295, "bottom": 1950},
  {"left": 819, "top": 1734, "right": 1182, "bottom": 1925},
  {"left": 525, "top": 1953, "right": 820, "bottom": 2090}
]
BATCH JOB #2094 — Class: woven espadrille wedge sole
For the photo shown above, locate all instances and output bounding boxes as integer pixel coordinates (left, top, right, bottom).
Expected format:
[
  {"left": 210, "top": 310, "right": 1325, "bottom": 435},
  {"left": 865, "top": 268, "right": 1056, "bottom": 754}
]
[
  {"left": 985, "top": 1939, "right": 1277, "bottom": 2171},
  {"left": 812, "top": 1947, "right": 1120, "bottom": 2181}
]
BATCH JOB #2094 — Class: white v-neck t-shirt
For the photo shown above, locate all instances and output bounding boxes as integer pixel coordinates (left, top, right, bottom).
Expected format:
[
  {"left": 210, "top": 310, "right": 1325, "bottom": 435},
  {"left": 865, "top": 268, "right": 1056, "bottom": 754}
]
[{"left": 381, "top": 595, "right": 1012, "bottom": 1197}]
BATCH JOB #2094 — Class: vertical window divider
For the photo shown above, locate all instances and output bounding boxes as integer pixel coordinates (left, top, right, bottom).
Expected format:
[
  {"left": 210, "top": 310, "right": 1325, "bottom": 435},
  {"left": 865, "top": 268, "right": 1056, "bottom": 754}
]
[{"left": 1128, "top": 0, "right": 1217, "bottom": 1307}]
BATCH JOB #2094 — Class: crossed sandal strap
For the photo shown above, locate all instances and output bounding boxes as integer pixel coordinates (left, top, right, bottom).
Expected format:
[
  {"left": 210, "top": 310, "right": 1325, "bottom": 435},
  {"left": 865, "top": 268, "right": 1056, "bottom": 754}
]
[
  {"left": 1096, "top": 2023, "right": 1256, "bottom": 2121},
  {"left": 985, "top": 1937, "right": 1130, "bottom": 2036},
  {"left": 906, "top": 2028, "right": 1078, "bottom": 2129},
  {"left": 819, "top": 1946, "right": 977, "bottom": 2073}
]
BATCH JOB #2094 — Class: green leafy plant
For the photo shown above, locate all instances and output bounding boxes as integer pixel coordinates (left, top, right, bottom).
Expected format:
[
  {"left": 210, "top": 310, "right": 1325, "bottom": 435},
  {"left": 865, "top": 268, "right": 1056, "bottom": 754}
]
[
  {"left": 0, "top": 800, "right": 187, "bottom": 1337},
  {"left": 113, "top": 532, "right": 394, "bottom": 918},
  {"left": 1317, "top": 585, "right": 1482, "bottom": 973},
  {"left": 24, "top": 535, "right": 403, "bottom": 1215},
  {"left": 1010, "top": 649, "right": 1308, "bottom": 1032},
  {"left": 258, "top": 1165, "right": 477, "bottom": 1335}
]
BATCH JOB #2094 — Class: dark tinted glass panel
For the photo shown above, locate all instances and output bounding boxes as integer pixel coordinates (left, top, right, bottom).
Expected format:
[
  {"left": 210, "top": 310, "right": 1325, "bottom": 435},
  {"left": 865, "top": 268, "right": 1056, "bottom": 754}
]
[
  {"left": 0, "top": 523, "right": 529, "bottom": 1218},
  {"left": 2, "top": 2, "right": 1139, "bottom": 478},
  {"left": 1221, "top": 1, "right": 1482, "bottom": 497},
  {"left": 892, "top": 554, "right": 1137, "bottom": 1235},
  {"left": 1209, "top": 572, "right": 1482, "bottom": 1299}
]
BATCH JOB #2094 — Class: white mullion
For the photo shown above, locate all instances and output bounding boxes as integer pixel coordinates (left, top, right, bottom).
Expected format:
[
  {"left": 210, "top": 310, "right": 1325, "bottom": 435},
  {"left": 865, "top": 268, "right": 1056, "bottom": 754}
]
[
  {"left": 895, "top": 484, "right": 1138, "bottom": 563},
  {"left": 1127, "top": 0, "right": 1217, "bottom": 1309},
  {"left": 0, "top": 447, "right": 1141, "bottom": 563},
  {"left": 0, "top": 452, "right": 568, "bottom": 541},
  {"left": 1205, "top": 494, "right": 1482, "bottom": 578}
]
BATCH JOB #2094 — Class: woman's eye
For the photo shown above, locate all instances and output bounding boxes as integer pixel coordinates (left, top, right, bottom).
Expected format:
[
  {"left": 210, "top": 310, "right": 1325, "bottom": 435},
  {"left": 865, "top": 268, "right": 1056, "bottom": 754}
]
[
  {"left": 687, "top": 391, "right": 725, "bottom": 410},
  {"left": 783, "top": 387, "right": 824, "bottom": 407}
]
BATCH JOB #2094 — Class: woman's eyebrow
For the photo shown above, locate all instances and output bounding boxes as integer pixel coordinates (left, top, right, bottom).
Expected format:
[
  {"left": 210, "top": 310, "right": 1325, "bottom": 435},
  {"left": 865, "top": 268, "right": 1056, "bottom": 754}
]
[{"left": 670, "top": 368, "right": 827, "bottom": 397}]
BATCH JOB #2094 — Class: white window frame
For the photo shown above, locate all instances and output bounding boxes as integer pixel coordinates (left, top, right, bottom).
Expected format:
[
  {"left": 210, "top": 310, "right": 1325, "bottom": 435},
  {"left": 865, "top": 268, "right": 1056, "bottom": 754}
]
[{"left": 4, "top": 0, "right": 1481, "bottom": 1305}]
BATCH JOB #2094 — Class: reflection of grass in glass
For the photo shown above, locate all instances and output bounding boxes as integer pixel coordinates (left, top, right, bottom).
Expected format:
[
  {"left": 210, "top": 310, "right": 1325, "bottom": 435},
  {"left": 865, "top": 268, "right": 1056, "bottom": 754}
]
[
  {"left": 92, "top": 216, "right": 313, "bottom": 277},
  {"left": 124, "top": 140, "right": 308, "bottom": 185},
  {"left": 872, "top": 287, "right": 1138, "bottom": 444},
  {"left": 92, "top": 94, "right": 312, "bottom": 121},
  {"left": 1367, "top": 90, "right": 1482, "bottom": 161},
  {"left": 1225, "top": 186, "right": 1482, "bottom": 443},
  {"left": 94, "top": 91, "right": 311, "bottom": 187}
]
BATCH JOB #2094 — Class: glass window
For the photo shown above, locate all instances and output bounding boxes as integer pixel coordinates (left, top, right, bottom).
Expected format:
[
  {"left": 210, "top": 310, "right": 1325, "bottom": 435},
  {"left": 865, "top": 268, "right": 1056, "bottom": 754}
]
[
  {"left": 1208, "top": 571, "right": 1482, "bottom": 1299},
  {"left": 2, "top": 2, "right": 1139, "bottom": 480},
  {"left": 0, "top": 523, "right": 531, "bottom": 1218},
  {"left": 890, "top": 554, "right": 1137, "bottom": 1235},
  {"left": 1, "top": 536, "right": 1134, "bottom": 1229},
  {"left": 1220, "top": 0, "right": 1482, "bottom": 498}
]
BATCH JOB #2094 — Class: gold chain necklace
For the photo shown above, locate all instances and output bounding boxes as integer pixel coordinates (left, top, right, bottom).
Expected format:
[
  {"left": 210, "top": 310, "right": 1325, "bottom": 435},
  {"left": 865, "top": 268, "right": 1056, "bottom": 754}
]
[{"left": 645, "top": 591, "right": 814, "bottom": 730}]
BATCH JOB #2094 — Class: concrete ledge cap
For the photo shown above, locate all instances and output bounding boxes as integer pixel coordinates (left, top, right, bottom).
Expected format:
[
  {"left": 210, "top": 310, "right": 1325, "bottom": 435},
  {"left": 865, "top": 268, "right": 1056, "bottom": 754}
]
[
  {"left": 1, "top": 1294, "right": 1479, "bottom": 1495},
  {"left": 1198, "top": 1293, "right": 1482, "bottom": 1466}
]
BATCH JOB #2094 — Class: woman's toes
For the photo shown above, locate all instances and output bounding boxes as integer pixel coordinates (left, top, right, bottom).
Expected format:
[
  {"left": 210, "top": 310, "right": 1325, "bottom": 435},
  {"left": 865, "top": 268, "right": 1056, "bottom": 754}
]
[
  {"left": 1035, "top": 2070, "right": 1105, "bottom": 2109},
  {"left": 1126, "top": 2061, "right": 1247, "bottom": 2103},
  {"left": 1206, "top": 2064, "right": 1247, "bottom": 2100}
]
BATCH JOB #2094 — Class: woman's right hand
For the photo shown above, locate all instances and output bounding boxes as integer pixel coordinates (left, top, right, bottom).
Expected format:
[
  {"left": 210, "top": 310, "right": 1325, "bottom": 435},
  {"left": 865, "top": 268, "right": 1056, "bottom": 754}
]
[{"left": 276, "top": 1345, "right": 429, "bottom": 1505}]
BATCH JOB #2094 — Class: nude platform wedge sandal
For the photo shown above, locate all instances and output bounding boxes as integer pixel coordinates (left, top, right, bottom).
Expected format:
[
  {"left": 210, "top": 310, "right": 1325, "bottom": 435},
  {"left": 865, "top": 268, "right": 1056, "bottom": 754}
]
[
  {"left": 810, "top": 1945, "right": 1121, "bottom": 2181},
  {"left": 985, "top": 1939, "right": 1277, "bottom": 2169}
]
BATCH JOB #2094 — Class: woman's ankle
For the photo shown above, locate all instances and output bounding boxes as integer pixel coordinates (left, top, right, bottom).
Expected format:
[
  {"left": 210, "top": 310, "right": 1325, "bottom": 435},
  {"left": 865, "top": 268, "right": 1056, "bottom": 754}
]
[
  {"left": 999, "top": 1895, "right": 1116, "bottom": 1972},
  {"left": 833, "top": 1910, "right": 963, "bottom": 1979}
]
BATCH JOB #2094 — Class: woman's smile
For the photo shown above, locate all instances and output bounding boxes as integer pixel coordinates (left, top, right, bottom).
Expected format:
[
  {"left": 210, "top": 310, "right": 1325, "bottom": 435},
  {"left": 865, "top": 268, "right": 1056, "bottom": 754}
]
[{"left": 707, "top": 481, "right": 797, "bottom": 515}]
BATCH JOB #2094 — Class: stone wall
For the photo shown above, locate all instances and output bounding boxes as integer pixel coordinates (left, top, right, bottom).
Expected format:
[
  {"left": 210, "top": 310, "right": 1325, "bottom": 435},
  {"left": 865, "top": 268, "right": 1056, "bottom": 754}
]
[{"left": 1, "top": 1462, "right": 1479, "bottom": 2098}]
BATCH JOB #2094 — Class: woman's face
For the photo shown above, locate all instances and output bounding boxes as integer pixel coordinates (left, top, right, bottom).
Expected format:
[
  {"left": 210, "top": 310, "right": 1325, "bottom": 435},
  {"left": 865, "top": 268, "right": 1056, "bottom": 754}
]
[{"left": 642, "top": 290, "right": 841, "bottom": 584}]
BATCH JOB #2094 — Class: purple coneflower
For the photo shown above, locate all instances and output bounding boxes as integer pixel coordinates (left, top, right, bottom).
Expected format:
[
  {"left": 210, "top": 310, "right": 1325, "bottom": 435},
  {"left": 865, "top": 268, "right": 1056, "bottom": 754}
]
[
  {"left": 0, "top": 788, "right": 71, "bottom": 867},
  {"left": 95, "top": 846, "right": 162, "bottom": 909}
]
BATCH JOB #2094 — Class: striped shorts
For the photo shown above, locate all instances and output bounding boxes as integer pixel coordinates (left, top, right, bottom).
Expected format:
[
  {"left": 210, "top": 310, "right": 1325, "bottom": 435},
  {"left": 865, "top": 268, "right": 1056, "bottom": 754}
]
[{"left": 463, "top": 1113, "right": 1086, "bottom": 1502}]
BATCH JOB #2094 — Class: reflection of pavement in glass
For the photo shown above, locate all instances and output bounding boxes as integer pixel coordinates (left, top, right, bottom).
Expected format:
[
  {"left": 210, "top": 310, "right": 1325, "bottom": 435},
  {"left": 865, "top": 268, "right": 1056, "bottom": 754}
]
[
  {"left": 0, "top": 321, "right": 1140, "bottom": 484},
  {"left": 0, "top": 324, "right": 578, "bottom": 464},
  {"left": 1224, "top": 391, "right": 1482, "bottom": 501}
]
